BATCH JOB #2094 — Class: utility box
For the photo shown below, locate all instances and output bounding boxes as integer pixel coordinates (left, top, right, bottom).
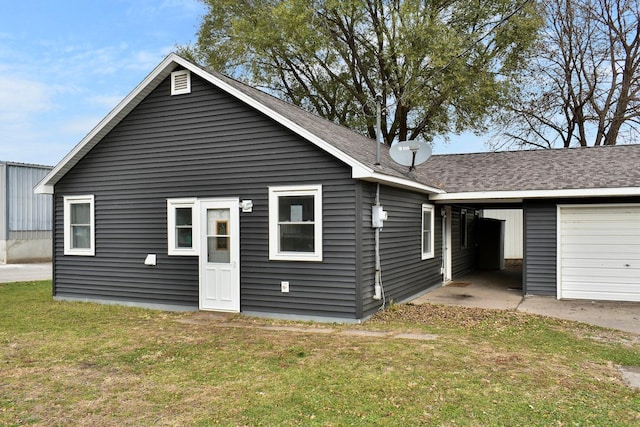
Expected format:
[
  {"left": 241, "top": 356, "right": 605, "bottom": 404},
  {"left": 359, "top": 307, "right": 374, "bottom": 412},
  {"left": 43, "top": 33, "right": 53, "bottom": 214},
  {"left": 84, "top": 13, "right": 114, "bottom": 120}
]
[{"left": 371, "top": 205, "right": 388, "bottom": 228}]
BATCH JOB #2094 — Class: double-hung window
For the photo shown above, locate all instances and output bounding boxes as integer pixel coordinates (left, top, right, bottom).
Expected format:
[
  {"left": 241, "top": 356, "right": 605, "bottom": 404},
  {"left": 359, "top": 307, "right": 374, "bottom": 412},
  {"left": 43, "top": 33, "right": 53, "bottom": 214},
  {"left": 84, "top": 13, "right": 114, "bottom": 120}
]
[
  {"left": 167, "top": 198, "right": 198, "bottom": 255},
  {"left": 421, "top": 203, "right": 435, "bottom": 259},
  {"left": 269, "top": 185, "right": 322, "bottom": 261},
  {"left": 63, "top": 195, "right": 95, "bottom": 256}
]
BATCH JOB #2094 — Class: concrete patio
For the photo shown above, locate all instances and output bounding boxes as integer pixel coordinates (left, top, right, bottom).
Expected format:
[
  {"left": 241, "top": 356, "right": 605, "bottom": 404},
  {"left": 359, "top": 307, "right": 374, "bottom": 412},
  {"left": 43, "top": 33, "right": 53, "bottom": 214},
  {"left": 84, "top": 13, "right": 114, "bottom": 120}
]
[{"left": 412, "top": 268, "right": 640, "bottom": 335}]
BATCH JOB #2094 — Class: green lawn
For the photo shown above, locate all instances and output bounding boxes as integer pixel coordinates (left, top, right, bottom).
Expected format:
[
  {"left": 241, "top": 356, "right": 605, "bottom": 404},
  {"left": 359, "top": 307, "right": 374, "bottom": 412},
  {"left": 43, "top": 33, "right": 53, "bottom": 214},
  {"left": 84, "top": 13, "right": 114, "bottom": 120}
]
[{"left": 1, "top": 281, "right": 639, "bottom": 426}]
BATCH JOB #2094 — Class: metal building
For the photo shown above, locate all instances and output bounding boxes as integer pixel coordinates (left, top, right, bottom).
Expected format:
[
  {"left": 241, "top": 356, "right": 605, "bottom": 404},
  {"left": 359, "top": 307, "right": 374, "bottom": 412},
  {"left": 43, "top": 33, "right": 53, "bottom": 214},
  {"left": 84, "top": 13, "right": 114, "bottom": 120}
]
[{"left": 0, "top": 162, "right": 53, "bottom": 263}]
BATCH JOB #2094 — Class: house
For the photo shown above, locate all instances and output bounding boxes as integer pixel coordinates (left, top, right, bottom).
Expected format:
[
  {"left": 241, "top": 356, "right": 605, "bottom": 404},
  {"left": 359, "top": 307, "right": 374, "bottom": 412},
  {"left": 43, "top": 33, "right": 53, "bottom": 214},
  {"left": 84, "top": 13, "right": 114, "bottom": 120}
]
[
  {"left": 1, "top": 161, "right": 53, "bottom": 263},
  {"left": 35, "top": 54, "right": 640, "bottom": 321}
]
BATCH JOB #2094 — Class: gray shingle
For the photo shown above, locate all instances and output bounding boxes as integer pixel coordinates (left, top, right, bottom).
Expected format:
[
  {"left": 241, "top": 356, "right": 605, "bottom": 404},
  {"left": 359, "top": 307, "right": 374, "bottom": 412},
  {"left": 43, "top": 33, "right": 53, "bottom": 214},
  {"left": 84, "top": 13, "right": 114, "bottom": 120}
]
[
  {"left": 420, "top": 145, "right": 640, "bottom": 193},
  {"left": 204, "top": 65, "right": 640, "bottom": 194}
]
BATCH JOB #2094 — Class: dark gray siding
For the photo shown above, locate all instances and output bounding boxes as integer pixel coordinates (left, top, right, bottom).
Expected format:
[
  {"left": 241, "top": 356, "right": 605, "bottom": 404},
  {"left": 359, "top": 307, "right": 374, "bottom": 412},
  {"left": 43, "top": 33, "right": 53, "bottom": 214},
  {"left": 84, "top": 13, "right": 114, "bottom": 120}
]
[
  {"left": 451, "top": 206, "right": 477, "bottom": 279},
  {"left": 360, "top": 184, "right": 442, "bottom": 318},
  {"left": 523, "top": 201, "right": 556, "bottom": 295},
  {"left": 54, "top": 73, "right": 359, "bottom": 319}
]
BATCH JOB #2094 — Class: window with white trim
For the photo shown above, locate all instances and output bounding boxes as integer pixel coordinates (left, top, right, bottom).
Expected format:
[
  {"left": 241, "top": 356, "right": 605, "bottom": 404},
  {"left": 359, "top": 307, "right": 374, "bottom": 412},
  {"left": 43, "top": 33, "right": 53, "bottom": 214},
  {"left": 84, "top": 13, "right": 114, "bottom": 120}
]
[
  {"left": 167, "top": 198, "right": 198, "bottom": 255},
  {"left": 64, "top": 195, "right": 95, "bottom": 256},
  {"left": 269, "top": 185, "right": 322, "bottom": 261},
  {"left": 422, "top": 203, "right": 435, "bottom": 259}
]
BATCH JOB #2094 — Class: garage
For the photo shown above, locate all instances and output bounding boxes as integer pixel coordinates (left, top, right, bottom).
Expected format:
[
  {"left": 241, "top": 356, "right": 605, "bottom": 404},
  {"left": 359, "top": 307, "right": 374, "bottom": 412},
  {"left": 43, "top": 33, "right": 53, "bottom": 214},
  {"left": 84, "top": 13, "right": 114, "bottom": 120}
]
[{"left": 558, "top": 204, "right": 640, "bottom": 302}]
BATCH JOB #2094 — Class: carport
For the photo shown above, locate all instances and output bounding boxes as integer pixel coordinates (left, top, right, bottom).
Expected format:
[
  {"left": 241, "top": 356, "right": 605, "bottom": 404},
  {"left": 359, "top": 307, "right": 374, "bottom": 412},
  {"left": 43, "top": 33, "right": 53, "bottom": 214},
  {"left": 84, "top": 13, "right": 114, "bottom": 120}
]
[{"left": 422, "top": 146, "right": 640, "bottom": 304}]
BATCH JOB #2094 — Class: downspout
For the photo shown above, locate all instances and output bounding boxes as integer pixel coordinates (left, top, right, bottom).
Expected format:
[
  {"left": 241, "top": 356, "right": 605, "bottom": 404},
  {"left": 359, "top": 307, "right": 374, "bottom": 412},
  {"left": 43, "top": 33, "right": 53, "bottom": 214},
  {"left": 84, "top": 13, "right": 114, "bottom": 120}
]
[{"left": 373, "top": 183, "right": 383, "bottom": 302}]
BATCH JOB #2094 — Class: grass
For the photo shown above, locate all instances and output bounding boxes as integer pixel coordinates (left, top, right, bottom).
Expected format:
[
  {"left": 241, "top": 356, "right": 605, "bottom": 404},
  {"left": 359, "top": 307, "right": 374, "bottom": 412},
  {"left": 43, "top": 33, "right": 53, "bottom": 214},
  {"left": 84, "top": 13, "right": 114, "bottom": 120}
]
[{"left": 1, "top": 281, "right": 639, "bottom": 426}]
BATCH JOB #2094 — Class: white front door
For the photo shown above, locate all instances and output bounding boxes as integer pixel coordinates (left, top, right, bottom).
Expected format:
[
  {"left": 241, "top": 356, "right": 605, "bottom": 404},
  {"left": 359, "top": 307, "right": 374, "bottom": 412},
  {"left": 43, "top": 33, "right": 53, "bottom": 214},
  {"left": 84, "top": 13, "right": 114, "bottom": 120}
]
[{"left": 199, "top": 199, "right": 240, "bottom": 312}]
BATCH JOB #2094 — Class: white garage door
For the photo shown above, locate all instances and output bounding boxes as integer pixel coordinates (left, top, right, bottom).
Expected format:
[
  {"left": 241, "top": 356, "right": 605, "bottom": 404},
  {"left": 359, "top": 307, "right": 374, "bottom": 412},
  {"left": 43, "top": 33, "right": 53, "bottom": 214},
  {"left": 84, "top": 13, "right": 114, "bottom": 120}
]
[{"left": 558, "top": 204, "right": 640, "bottom": 302}]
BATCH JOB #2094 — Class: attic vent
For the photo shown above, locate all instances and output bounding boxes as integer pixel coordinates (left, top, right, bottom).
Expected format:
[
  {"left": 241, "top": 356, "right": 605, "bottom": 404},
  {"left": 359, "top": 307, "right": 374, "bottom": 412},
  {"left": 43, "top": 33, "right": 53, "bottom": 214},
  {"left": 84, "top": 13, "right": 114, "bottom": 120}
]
[{"left": 171, "top": 70, "right": 191, "bottom": 95}]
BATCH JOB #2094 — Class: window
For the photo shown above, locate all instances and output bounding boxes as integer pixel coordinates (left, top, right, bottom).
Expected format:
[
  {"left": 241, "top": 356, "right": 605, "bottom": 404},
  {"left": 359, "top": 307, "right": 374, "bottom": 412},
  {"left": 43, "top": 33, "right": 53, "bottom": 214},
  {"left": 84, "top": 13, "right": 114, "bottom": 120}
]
[
  {"left": 460, "top": 208, "right": 468, "bottom": 249},
  {"left": 269, "top": 185, "right": 322, "bottom": 261},
  {"left": 422, "top": 203, "right": 435, "bottom": 259},
  {"left": 63, "top": 195, "right": 95, "bottom": 256},
  {"left": 167, "top": 198, "right": 198, "bottom": 255}
]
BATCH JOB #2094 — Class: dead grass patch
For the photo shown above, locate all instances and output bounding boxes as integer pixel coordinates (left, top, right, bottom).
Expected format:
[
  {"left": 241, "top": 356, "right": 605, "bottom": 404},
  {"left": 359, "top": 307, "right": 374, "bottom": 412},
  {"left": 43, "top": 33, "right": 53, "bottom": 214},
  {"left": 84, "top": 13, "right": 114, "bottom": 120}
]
[{"left": 1, "top": 281, "right": 639, "bottom": 426}]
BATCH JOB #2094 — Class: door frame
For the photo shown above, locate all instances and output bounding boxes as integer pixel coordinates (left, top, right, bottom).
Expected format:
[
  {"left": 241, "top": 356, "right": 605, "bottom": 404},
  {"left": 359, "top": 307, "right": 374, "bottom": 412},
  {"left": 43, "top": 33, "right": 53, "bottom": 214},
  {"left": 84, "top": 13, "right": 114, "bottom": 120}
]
[
  {"left": 442, "top": 205, "right": 452, "bottom": 283},
  {"left": 198, "top": 198, "right": 240, "bottom": 312}
]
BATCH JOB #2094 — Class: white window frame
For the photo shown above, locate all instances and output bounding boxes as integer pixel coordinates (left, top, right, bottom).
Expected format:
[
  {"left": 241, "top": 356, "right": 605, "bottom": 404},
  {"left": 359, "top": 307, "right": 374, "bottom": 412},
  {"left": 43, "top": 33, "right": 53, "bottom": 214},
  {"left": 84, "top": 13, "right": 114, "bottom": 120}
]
[
  {"left": 269, "top": 185, "right": 323, "bottom": 262},
  {"left": 171, "top": 70, "right": 191, "bottom": 95},
  {"left": 167, "top": 198, "right": 199, "bottom": 256},
  {"left": 63, "top": 195, "right": 95, "bottom": 256},
  {"left": 421, "top": 203, "right": 435, "bottom": 260}
]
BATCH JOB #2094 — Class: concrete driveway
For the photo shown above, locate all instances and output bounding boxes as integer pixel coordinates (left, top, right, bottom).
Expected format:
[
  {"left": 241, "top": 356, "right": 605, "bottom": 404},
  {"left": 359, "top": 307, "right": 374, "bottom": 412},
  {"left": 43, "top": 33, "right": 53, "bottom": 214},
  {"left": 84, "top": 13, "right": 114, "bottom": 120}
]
[
  {"left": 0, "top": 263, "right": 52, "bottom": 283},
  {"left": 412, "top": 269, "right": 640, "bottom": 335}
]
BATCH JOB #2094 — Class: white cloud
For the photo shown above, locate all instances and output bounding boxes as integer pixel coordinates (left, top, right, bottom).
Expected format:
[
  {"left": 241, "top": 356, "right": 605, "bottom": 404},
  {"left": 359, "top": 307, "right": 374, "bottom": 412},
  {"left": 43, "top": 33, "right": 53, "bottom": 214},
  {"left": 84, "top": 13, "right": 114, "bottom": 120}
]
[
  {"left": 88, "top": 94, "right": 125, "bottom": 109},
  {"left": 57, "top": 115, "right": 105, "bottom": 136},
  {"left": 0, "top": 76, "right": 52, "bottom": 120}
]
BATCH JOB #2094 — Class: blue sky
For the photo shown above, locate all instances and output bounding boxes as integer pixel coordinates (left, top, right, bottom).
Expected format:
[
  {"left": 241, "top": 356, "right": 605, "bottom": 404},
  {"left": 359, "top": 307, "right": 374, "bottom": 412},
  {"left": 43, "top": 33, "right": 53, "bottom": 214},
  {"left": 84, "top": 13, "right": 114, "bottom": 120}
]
[{"left": 0, "top": 0, "right": 488, "bottom": 167}]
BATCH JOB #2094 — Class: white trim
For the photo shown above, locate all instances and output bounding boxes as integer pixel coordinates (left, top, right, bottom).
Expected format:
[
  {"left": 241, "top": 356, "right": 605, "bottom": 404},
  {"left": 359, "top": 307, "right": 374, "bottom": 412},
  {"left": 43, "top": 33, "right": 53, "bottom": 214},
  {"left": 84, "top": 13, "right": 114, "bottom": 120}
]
[
  {"left": 170, "top": 70, "right": 191, "bottom": 95},
  {"left": 556, "top": 204, "right": 563, "bottom": 300},
  {"left": 354, "top": 170, "right": 444, "bottom": 194},
  {"left": 442, "top": 206, "right": 452, "bottom": 282},
  {"left": 430, "top": 187, "right": 640, "bottom": 203},
  {"left": 167, "top": 198, "right": 198, "bottom": 256},
  {"left": 421, "top": 203, "right": 435, "bottom": 260},
  {"left": 268, "top": 185, "right": 323, "bottom": 262},
  {"left": 34, "top": 53, "right": 442, "bottom": 196},
  {"left": 177, "top": 58, "right": 366, "bottom": 173},
  {"left": 63, "top": 195, "right": 95, "bottom": 256},
  {"left": 35, "top": 56, "right": 178, "bottom": 195}
]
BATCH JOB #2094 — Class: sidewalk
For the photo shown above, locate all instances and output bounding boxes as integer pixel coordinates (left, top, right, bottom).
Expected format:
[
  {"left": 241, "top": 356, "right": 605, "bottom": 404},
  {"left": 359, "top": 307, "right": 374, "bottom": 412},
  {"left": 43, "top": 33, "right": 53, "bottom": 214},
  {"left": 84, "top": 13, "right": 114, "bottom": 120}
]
[{"left": 0, "top": 263, "right": 52, "bottom": 283}]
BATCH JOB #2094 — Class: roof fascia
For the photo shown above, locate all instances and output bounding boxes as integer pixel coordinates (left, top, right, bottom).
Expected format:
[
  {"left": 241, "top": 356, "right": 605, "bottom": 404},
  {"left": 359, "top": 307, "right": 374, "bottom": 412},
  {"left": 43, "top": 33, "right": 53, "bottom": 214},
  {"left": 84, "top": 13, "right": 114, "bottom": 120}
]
[
  {"left": 175, "top": 58, "right": 377, "bottom": 174},
  {"left": 35, "top": 55, "right": 180, "bottom": 194},
  {"left": 353, "top": 168, "right": 444, "bottom": 194},
  {"left": 34, "top": 53, "right": 437, "bottom": 195},
  {"left": 430, "top": 187, "right": 640, "bottom": 202}
]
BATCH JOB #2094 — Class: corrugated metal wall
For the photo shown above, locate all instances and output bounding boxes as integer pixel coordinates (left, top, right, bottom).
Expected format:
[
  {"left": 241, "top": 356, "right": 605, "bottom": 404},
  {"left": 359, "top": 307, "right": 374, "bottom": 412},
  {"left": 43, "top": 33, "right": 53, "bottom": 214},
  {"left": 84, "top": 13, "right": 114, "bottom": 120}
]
[
  {"left": 6, "top": 163, "right": 52, "bottom": 233},
  {"left": 0, "top": 163, "right": 6, "bottom": 240},
  {"left": 483, "top": 208, "right": 523, "bottom": 259}
]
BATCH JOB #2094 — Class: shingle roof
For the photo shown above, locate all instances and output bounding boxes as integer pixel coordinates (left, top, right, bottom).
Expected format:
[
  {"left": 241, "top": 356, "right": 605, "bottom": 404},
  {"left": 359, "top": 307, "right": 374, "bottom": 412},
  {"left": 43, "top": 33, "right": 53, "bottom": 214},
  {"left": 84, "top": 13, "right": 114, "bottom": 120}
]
[
  {"left": 206, "top": 69, "right": 444, "bottom": 188},
  {"left": 210, "top": 67, "right": 640, "bottom": 195},
  {"left": 36, "top": 53, "right": 640, "bottom": 199},
  {"left": 420, "top": 144, "right": 640, "bottom": 193}
]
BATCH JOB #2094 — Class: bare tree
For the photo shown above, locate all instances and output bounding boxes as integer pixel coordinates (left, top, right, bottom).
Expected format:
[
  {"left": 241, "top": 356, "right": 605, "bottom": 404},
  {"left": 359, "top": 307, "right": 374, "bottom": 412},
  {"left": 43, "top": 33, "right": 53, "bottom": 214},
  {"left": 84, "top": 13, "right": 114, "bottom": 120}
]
[{"left": 496, "top": 0, "right": 640, "bottom": 148}]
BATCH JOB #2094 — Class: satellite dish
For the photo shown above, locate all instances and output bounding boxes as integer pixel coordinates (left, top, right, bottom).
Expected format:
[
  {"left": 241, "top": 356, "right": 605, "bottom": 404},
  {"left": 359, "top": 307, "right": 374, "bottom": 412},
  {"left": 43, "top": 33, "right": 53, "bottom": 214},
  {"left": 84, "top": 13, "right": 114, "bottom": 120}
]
[{"left": 389, "top": 140, "right": 432, "bottom": 171}]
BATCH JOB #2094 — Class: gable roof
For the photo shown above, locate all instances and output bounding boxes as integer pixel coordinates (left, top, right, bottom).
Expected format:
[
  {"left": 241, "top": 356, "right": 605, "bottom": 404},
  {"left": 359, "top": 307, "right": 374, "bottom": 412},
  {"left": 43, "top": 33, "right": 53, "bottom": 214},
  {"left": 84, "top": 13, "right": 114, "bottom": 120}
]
[
  {"left": 426, "top": 144, "right": 640, "bottom": 202},
  {"left": 35, "top": 53, "right": 640, "bottom": 202},
  {"left": 35, "top": 53, "right": 442, "bottom": 195}
]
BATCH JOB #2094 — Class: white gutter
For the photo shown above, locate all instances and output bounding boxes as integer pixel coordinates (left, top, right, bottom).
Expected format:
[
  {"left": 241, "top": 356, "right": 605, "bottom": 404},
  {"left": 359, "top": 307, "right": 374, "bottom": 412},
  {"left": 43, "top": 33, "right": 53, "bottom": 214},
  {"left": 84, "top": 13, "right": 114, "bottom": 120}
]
[{"left": 429, "top": 187, "right": 640, "bottom": 202}]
